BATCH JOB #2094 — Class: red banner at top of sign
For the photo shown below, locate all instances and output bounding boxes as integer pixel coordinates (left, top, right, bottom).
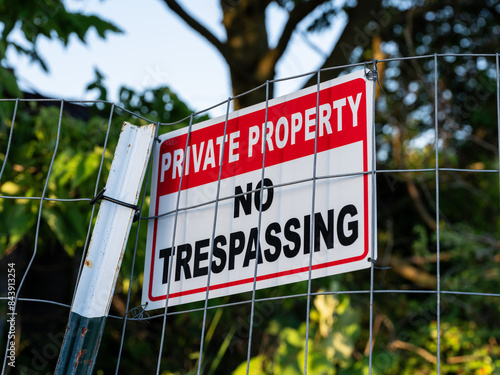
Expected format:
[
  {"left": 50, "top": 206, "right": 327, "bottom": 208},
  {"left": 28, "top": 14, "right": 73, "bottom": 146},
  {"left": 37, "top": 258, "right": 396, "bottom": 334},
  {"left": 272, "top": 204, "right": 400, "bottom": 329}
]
[{"left": 157, "top": 78, "right": 366, "bottom": 196}]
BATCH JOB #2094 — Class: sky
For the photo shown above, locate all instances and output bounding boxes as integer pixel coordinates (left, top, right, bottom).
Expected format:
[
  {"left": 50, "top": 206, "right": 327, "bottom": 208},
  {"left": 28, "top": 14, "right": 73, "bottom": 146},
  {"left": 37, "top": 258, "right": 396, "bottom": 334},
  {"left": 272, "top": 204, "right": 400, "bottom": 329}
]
[{"left": 7, "top": 0, "right": 343, "bottom": 117}]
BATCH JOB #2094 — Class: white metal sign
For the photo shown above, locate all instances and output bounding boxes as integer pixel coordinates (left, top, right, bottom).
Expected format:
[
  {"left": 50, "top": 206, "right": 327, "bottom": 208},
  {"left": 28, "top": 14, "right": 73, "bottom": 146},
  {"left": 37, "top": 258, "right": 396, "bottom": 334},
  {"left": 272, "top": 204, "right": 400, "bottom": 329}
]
[{"left": 143, "top": 70, "right": 374, "bottom": 310}]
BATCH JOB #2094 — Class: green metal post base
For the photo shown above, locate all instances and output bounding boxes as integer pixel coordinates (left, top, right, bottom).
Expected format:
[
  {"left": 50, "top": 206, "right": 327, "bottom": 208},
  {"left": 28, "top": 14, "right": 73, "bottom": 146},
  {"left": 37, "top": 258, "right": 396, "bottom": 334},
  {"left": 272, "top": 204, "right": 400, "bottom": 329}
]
[{"left": 55, "top": 312, "right": 106, "bottom": 375}]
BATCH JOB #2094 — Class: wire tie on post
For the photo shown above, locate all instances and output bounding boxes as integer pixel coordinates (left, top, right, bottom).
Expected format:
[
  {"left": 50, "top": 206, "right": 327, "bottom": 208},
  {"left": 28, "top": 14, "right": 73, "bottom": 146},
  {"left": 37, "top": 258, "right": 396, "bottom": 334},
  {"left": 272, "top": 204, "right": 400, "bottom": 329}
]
[
  {"left": 365, "top": 68, "right": 378, "bottom": 82},
  {"left": 365, "top": 59, "right": 385, "bottom": 94},
  {"left": 90, "top": 187, "right": 141, "bottom": 222},
  {"left": 364, "top": 60, "right": 376, "bottom": 80},
  {"left": 367, "top": 257, "right": 391, "bottom": 270},
  {"left": 127, "top": 303, "right": 150, "bottom": 322}
]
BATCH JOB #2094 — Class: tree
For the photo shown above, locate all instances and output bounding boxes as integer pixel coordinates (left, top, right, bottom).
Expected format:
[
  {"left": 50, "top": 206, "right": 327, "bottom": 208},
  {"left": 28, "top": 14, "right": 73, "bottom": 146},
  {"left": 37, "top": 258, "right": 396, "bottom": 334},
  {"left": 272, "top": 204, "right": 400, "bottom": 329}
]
[
  {"left": 0, "top": 4, "right": 200, "bottom": 373},
  {"left": 162, "top": 0, "right": 380, "bottom": 109},
  {"left": 0, "top": 0, "right": 121, "bottom": 100},
  {"left": 163, "top": 0, "right": 500, "bottom": 108}
]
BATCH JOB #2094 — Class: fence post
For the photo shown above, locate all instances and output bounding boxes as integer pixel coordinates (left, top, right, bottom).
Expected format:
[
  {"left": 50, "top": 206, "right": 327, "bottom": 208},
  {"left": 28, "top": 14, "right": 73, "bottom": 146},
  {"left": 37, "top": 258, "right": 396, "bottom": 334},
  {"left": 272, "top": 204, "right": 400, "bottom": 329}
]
[{"left": 55, "top": 122, "right": 155, "bottom": 374}]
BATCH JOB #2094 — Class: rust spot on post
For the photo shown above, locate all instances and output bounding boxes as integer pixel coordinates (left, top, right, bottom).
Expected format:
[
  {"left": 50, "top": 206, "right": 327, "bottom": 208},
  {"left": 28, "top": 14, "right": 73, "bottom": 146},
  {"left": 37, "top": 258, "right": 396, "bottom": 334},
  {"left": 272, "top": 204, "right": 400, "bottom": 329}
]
[
  {"left": 75, "top": 349, "right": 87, "bottom": 367},
  {"left": 85, "top": 259, "right": 93, "bottom": 268},
  {"left": 81, "top": 327, "right": 88, "bottom": 338}
]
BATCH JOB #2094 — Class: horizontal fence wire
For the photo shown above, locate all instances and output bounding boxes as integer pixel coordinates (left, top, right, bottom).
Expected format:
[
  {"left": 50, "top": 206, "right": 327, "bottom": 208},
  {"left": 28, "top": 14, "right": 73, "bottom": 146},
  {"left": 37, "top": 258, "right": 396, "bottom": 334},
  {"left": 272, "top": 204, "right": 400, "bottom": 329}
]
[{"left": 0, "top": 53, "right": 499, "bottom": 374}]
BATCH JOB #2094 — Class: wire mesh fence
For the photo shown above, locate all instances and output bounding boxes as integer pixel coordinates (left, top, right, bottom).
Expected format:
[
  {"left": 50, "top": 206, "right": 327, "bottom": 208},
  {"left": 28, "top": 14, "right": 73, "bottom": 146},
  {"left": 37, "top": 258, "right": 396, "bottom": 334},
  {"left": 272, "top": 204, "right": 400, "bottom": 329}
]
[{"left": 1, "top": 53, "right": 500, "bottom": 374}]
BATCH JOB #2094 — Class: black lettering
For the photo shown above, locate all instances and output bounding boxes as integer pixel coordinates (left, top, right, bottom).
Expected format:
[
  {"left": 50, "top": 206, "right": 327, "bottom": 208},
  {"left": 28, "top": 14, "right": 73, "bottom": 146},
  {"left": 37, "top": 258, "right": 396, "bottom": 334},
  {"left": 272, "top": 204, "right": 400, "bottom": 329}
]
[
  {"left": 284, "top": 218, "right": 301, "bottom": 258},
  {"left": 175, "top": 244, "right": 192, "bottom": 281},
  {"left": 314, "top": 209, "right": 334, "bottom": 252},
  {"left": 159, "top": 248, "right": 173, "bottom": 284},
  {"left": 243, "top": 227, "right": 264, "bottom": 267},
  {"left": 338, "top": 204, "right": 358, "bottom": 246},
  {"left": 212, "top": 235, "right": 227, "bottom": 273},
  {"left": 229, "top": 231, "right": 245, "bottom": 270},
  {"left": 234, "top": 183, "right": 253, "bottom": 218},
  {"left": 304, "top": 214, "right": 311, "bottom": 254},
  {"left": 194, "top": 239, "right": 209, "bottom": 277},
  {"left": 264, "top": 222, "right": 281, "bottom": 262},
  {"left": 254, "top": 178, "right": 274, "bottom": 212}
]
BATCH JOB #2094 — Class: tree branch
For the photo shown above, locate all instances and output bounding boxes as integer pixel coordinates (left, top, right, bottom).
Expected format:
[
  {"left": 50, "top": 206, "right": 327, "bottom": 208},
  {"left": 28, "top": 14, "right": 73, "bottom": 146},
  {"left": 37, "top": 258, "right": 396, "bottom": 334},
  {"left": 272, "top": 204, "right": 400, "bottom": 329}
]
[
  {"left": 271, "top": 0, "right": 331, "bottom": 65},
  {"left": 301, "top": 0, "right": 443, "bottom": 87},
  {"left": 388, "top": 340, "right": 438, "bottom": 364},
  {"left": 364, "top": 314, "right": 394, "bottom": 355},
  {"left": 406, "top": 177, "right": 437, "bottom": 231},
  {"left": 162, "top": 0, "right": 229, "bottom": 59},
  {"left": 302, "top": 0, "right": 381, "bottom": 87},
  {"left": 390, "top": 255, "right": 437, "bottom": 289},
  {"left": 254, "top": 0, "right": 331, "bottom": 83}
]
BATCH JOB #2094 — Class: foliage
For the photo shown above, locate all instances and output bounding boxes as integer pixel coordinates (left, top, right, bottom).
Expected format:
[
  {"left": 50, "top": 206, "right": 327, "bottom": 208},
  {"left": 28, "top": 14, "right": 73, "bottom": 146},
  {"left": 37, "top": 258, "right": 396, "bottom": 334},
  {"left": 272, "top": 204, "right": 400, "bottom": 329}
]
[
  {"left": 231, "top": 293, "right": 362, "bottom": 374},
  {"left": 0, "top": 79, "right": 197, "bottom": 373},
  {"left": 2, "top": 0, "right": 500, "bottom": 374},
  {"left": 0, "top": 0, "right": 122, "bottom": 98},
  {"left": 0, "top": 104, "right": 111, "bottom": 256}
]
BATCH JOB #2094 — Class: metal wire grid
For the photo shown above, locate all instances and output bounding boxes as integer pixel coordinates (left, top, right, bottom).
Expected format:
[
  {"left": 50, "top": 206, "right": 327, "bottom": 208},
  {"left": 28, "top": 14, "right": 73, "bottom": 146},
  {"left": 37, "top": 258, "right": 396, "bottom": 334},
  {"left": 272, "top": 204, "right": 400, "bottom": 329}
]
[{"left": 0, "top": 53, "right": 499, "bottom": 374}]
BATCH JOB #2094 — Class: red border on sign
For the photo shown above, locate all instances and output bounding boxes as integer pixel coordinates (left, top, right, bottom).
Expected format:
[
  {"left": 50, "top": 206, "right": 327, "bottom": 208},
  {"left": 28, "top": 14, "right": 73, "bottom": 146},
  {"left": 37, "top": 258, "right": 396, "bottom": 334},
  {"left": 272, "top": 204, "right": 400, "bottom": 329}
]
[{"left": 148, "top": 77, "right": 370, "bottom": 303}]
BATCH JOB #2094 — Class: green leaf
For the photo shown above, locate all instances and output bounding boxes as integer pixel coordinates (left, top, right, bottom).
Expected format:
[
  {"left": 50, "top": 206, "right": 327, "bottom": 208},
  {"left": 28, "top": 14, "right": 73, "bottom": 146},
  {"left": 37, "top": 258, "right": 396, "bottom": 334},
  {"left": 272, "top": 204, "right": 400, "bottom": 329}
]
[
  {"left": 0, "top": 67, "right": 21, "bottom": 97},
  {"left": 41, "top": 203, "right": 87, "bottom": 256},
  {"left": 232, "top": 355, "right": 267, "bottom": 375},
  {"left": 72, "top": 151, "right": 101, "bottom": 190},
  {"left": 1, "top": 201, "right": 37, "bottom": 250}
]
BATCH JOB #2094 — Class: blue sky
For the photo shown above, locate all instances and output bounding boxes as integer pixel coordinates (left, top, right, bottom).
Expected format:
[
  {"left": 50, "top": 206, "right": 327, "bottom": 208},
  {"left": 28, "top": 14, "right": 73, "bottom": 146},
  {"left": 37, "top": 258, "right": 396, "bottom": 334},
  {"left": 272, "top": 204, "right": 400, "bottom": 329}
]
[{"left": 8, "top": 0, "right": 343, "bottom": 116}]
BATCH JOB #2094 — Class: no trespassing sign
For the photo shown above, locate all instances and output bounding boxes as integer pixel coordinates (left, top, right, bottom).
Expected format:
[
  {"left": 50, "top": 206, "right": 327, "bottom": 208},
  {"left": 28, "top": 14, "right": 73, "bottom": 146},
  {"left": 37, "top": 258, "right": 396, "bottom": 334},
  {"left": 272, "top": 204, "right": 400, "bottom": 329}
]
[{"left": 142, "top": 69, "right": 375, "bottom": 310}]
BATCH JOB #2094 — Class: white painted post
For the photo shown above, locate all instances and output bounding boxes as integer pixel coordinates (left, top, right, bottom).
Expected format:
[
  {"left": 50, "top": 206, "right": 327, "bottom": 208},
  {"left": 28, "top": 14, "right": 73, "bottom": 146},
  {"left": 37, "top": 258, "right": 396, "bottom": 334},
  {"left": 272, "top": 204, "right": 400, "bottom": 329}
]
[{"left": 55, "top": 122, "right": 155, "bottom": 374}]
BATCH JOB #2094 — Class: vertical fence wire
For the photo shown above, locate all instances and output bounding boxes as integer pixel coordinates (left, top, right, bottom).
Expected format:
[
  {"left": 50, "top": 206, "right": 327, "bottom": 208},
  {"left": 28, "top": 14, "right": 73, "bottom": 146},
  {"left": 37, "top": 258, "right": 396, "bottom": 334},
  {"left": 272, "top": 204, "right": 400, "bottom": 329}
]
[
  {"left": 196, "top": 101, "right": 232, "bottom": 375},
  {"left": 367, "top": 60, "right": 378, "bottom": 374},
  {"left": 1, "top": 100, "right": 64, "bottom": 375},
  {"left": 245, "top": 80, "right": 271, "bottom": 375},
  {"left": 303, "top": 69, "right": 321, "bottom": 374},
  {"left": 0, "top": 99, "right": 18, "bottom": 183},
  {"left": 157, "top": 115, "right": 195, "bottom": 375},
  {"left": 115, "top": 120, "right": 159, "bottom": 375},
  {"left": 71, "top": 102, "right": 115, "bottom": 307},
  {"left": 434, "top": 53, "right": 442, "bottom": 374},
  {"left": 497, "top": 53, "right": 500, "bottom": 213},
  {"left": 0, "top": 99, "right": 19, "bottom": 375}
]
